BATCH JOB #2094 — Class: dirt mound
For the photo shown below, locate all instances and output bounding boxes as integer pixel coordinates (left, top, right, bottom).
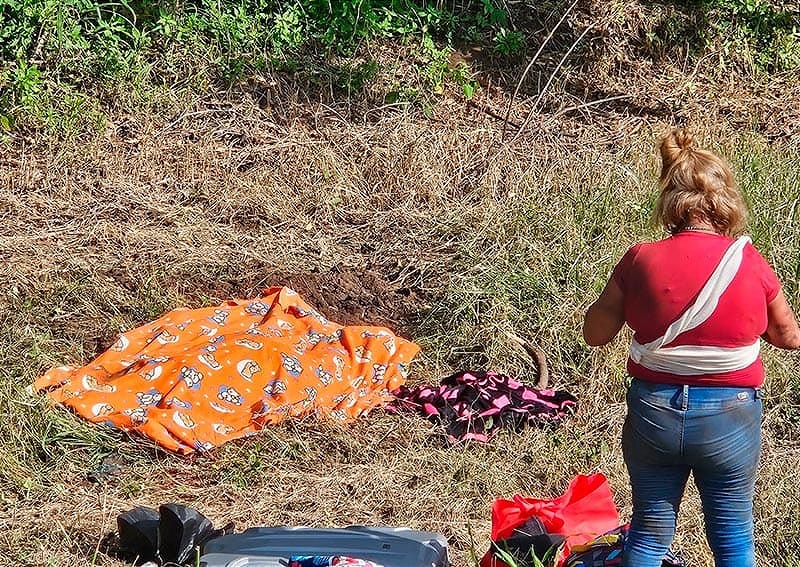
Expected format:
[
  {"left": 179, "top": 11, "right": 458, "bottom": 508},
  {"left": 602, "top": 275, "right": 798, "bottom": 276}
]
[
  {"left": 271, "top": 268, "right": 427, "bottom": 335},
  {"left": 192, "top": 267, "right": 428, "bottom": 338}
]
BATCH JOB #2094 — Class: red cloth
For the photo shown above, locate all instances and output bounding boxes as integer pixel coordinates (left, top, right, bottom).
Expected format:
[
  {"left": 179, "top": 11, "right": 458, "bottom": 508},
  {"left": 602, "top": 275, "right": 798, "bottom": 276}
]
[
  {"left": 612, "top": 232, "right": 780, "bottom": 387},
  {"left": 484, "top": 473, "right": 619, "bottom": 566}
]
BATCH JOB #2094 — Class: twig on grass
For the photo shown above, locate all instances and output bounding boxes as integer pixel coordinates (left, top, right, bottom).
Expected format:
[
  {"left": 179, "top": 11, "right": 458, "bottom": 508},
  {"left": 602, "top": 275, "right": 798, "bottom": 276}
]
[
  {"left": 160, "top": 108, "right": 237, "bottom": 133},
  {"left": 504, "top": 330, "right": 549, "bottom": 389},
  {"left": 501, "top": 0, "right": 579, "bottom": 141},
  {"left": 506, "top": 23, "right": 596, "bottom": 146},
  {"left": 469, "top": 100, "right": 521, "bottom": 129},
  {"left": 548, "top": 94, "right": 634, "bottom": 121}
]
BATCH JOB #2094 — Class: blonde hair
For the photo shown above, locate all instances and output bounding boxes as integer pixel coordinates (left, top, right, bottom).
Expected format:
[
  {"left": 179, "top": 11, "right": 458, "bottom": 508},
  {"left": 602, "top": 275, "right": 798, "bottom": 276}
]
[{"left": 654, "top": 129, "right": 747, "bottom": 236}]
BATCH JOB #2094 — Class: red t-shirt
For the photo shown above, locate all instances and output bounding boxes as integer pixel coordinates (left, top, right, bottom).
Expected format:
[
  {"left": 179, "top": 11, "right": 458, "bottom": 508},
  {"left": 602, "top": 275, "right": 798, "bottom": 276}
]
[{"left": 612, "top": 232, "right": 780, "bottom": 387}]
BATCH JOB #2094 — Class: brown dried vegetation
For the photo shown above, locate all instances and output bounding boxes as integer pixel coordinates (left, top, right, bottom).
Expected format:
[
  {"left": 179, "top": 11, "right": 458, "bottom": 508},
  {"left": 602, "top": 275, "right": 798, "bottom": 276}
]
[{"left": 1, "top": 2, "right": 800, "bottom": 566}]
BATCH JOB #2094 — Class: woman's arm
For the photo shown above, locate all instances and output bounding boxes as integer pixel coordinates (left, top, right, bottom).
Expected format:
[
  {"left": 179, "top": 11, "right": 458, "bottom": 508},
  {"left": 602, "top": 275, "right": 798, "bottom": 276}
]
[
  {"left": 763, "top": 289, "right": 800, "bottom": 349},
  {"left": 583, "top": 278, "right": 626, "bottom": 347}
]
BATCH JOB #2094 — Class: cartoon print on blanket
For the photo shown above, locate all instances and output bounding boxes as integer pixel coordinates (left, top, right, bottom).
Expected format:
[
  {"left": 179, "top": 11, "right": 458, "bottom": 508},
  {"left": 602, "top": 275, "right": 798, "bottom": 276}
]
[
  {"left": 34, "top": 287, "right": 420, "bottom": 454},
  {"left": 387, "top": 370, "right": 577, "bottom": 443}
]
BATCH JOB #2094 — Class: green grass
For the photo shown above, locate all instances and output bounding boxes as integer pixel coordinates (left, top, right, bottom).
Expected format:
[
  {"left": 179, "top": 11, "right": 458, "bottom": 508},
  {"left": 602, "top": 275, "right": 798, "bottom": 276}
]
[
  {"left": 0, "top": 0, "right": 531, "bottom": 136},
  {"left": 734, "top": 137, "right": 800, "bottom": 297},
  {"left": 2, "top": 0, "right": 798, "bottom": 139}
]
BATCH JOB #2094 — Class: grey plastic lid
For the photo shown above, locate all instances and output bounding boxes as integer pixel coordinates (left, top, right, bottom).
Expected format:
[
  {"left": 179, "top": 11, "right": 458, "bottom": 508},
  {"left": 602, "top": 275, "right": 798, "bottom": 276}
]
[{"left": 200, "top": 526, "right": 448, "bottom": 567}]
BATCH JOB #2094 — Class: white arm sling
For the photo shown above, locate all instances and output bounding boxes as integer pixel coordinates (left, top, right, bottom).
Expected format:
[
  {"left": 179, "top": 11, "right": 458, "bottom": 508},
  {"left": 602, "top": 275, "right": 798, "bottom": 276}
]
[{"left": 629, "top": 236, "right": 760, "bottom": 376}]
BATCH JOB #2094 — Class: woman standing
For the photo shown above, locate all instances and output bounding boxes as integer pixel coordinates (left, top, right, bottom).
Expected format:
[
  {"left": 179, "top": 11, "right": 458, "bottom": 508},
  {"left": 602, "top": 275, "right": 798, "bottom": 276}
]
[{"left": 582, "top": 129, "right": 800, "bottom": 567}]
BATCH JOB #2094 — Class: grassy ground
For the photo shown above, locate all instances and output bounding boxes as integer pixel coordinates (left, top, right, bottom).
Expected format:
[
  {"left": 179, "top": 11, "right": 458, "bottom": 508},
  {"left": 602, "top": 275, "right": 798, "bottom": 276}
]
[
  {"left": 2, "top": 100, "right": 800, "bottom": 566},
  {"left": 3, "top": 1, "right": 800, "bottom": 566}
]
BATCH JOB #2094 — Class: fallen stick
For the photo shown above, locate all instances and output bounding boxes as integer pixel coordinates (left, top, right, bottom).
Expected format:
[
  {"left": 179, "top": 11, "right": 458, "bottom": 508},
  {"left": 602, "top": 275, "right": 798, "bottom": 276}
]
[
  {"left": 504, "top": 330, "right": 550, "bottom": 389},
  {"left": 507, "top": 22, "right": 596, "bottom": 145},
  {"left": 502, "top": 0, "right": 579, "bottom": 141}
]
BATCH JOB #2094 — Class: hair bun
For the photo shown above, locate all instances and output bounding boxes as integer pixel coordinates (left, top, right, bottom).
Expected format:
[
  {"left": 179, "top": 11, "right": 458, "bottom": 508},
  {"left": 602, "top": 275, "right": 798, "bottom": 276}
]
[{"left": 660, "top": 128, "right": 694, "bottom": 171}]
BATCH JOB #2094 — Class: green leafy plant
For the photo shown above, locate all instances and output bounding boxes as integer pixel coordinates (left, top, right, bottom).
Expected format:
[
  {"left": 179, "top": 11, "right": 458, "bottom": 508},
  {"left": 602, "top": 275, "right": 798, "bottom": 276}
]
[
  {"left": 461, "top": 80, "right": 476, "bottom": 99},
  {"left": 490, "top": 539, "right": 565, "bottom": 567},
  {"left": 493, "top": 27, "right": 524, "bottom": 56},
  {"left": 272, "top": 3, "right": 305, "bottom": 50},
  {"left": 702, "top": 0, "right": 800, "bottom": 72},
  {"left": 0, "top": 0, "right": 520, "bottom": 134},
  {"left": 475, "top": 0, "right": 508, "bottom": 28},
  {"left": 638, "top": 0, "right": 799, "bottom": 73},
  {"left": 11, "top": 60, "right": 41, "bottom": 104}
]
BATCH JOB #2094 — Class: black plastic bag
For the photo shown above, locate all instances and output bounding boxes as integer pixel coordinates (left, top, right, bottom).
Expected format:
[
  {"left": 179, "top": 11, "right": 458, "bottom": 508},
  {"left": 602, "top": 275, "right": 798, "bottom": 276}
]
[
  {"left": 117, "top": 506, "right": 160, "bottom": 564},
  {"left": 158, "top": 503, "right": 217, "bottom": 564},
  {"left": 116, "top": 503, "right": 233, "bottom": 566}
]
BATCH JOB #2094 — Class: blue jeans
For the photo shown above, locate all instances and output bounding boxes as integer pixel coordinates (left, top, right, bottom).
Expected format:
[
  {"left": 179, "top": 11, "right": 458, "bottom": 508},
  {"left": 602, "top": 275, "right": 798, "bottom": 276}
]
[{"left": 622, "top": 378, "right": 762, "bottom": 567}]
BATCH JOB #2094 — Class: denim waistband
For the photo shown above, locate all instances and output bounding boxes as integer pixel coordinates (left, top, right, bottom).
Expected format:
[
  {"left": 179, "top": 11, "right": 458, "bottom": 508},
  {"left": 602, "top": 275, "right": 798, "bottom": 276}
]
[{"left": 629, "top": 378, "right": 762, "bottom": 410}]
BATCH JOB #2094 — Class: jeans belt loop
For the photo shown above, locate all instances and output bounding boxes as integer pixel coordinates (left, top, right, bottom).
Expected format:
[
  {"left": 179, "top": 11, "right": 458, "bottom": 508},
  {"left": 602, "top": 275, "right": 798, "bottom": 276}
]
[
  {"left": 754, "top": 387, "right": 763, "bottom": 400},
  {"left": 682, "top": 384, "right": 689, "bottom": 410}
]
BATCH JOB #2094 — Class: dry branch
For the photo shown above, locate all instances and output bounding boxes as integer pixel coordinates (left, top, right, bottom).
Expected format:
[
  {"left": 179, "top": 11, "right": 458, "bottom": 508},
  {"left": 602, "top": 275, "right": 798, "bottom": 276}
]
[
  {"left": 504, "top": 330, "right": 550, "bottom": 389},
  {"left": 502, "top": 0, "right": 580, "bottom": 141}
]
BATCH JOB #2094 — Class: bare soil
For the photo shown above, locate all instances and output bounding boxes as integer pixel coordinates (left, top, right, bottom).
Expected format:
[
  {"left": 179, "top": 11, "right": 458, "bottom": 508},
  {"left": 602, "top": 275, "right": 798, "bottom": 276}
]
[{"left": 197, "top": 267, "right": 429, "bottom": 336}]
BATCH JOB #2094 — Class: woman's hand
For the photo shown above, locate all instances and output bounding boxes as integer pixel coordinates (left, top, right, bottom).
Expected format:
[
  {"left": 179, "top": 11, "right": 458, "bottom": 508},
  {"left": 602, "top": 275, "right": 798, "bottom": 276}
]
[
  {"left": 583, "top": 278, "right": 626, "bottom": 346},
  {"left": 763, "top": 289, "right": 800, "bottom": 349}
]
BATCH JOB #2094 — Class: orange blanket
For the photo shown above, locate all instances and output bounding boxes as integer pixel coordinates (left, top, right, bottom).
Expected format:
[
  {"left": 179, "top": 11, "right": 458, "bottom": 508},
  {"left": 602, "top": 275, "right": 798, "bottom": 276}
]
[{"left": 35, "top": 287, "right": 420, "bottom": 454}]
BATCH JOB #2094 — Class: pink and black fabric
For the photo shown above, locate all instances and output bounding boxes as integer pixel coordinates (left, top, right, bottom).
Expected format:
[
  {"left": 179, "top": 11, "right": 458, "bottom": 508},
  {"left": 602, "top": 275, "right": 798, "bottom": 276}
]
[{"left": 388, "top": 370, "right": 577, "bottom": 443}]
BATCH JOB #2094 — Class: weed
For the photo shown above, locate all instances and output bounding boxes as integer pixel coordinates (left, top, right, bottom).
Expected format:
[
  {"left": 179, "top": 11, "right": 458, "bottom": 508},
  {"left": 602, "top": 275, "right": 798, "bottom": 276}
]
[
  {"left": 493, "top": 28, "right": 525, "bottom": 57},
  {"left": 491, "top": 538, "right": 564, "bottom": 567},
  {"left": 0, "top": 0, "right": 523, "bottom": 135},
  {"left": 272, "top": 3, "right": 305, "bottom": 51},
  {"left": 638, "top": 0, "right": 800, "bottom": 73}
]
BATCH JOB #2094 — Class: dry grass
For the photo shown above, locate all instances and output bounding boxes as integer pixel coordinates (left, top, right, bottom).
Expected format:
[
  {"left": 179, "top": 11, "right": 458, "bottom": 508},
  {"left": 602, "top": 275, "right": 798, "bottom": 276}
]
[{"left": 1, "top": 84, "right": 800, "bottom": 567}]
